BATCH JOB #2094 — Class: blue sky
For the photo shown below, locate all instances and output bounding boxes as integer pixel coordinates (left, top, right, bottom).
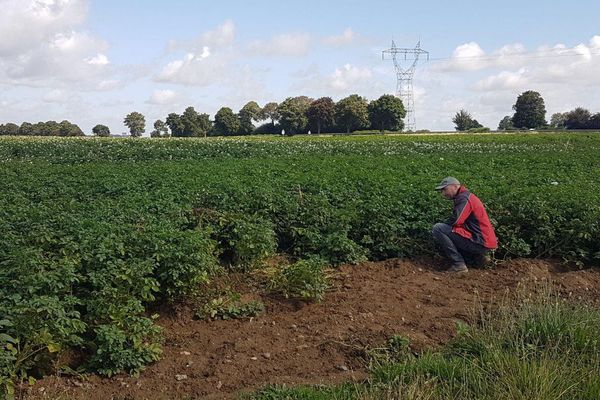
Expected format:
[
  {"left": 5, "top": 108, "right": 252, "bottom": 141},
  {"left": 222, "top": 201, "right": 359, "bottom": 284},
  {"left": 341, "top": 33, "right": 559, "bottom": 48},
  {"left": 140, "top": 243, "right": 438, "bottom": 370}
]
[{"left": 1, "top": 0, "right": 599, "bottom": 134}]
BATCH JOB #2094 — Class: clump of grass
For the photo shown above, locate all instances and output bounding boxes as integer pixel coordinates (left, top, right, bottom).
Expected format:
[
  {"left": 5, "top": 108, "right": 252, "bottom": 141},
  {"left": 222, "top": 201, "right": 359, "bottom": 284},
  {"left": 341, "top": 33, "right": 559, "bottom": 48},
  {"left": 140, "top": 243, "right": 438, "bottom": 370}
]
[{"left": 247, "top": 282, "right": 600, "bottom": 400}]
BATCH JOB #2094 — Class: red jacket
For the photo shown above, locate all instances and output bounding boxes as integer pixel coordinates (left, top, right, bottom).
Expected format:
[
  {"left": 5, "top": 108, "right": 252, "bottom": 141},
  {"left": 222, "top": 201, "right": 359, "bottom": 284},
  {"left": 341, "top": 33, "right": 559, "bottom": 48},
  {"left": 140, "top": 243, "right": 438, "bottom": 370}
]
[{"left": 448, "top": 186, "right": 497, "bottom": 249}]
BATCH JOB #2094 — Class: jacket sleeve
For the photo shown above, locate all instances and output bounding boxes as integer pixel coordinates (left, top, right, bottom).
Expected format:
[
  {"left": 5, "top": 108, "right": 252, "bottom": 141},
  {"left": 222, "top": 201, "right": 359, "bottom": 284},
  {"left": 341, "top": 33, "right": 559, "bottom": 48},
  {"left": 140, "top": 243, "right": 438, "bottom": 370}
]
[{"left": 446, "top": 195, "right": 472, "bottom": 226}]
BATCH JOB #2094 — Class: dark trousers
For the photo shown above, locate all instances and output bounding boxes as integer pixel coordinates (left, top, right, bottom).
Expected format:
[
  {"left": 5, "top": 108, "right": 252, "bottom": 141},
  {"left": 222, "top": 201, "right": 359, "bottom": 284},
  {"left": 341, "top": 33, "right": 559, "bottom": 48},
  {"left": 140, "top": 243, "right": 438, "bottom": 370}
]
[{"left": 432, "top": 223, "right": 488, "bottom": 267}]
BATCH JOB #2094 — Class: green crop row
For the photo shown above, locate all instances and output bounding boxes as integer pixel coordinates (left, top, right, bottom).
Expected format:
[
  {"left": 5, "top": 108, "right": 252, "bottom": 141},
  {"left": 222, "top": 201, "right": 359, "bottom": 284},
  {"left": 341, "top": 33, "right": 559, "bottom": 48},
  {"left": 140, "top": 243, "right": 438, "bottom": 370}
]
[{"left": 0, "top": 133, "right": 599, "bottom": 394}]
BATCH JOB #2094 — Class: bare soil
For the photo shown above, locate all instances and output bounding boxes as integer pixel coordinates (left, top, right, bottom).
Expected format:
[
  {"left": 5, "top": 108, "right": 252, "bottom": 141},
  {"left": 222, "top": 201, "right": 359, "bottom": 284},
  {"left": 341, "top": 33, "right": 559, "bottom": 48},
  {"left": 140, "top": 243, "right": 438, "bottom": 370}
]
[{"left": 22, "top": 258, "right": 600, "bottom": 400}]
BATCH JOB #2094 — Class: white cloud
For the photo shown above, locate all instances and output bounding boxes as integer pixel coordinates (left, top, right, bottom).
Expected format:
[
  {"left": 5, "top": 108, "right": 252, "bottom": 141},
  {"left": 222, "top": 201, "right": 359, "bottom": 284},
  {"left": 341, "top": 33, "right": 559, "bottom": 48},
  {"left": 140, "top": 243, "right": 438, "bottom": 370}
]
[
  {"left": 0, "top": 0, "right": 88, "bottom": 57},
  {"left": 86, "top": 53, "right": 109, "bottom": 65},
  {"left": 330, "top": 64, "right": 373, "bottom": 90},
  {"left": 167, "top": 20, "right": 235, "bottom": 53},
  {"left": 96, "top": 79, "right": 121, "bottom": 91},
  {"left": 247, "top": 33, "right": 311, "bottom": 57},
  {"left": 199, "top": 20, "right": 235, "bottom": 48},
  {"left": 156, "top": 51, "right": 230, "bottom": 86},
  {"left": 155, "top": 21, "right": 268, "bottom": 100},
  {"left": 157, "top": 21, "right": 242, "bottom": 86},
  {"left": 435, "top": 42, "right": 487, "bottom": 71},
  {"left": 0, "top": 1, "right": 115, "bottom": 90},
  {"left": 146, "top": 89, "right": 178, "bottom": 105},
  {"left": 322, "top": 28, "right": 356, "bottom": 47},
  {"left": 475, "top": 69, "right": 529, "bottom": 91},
  {"left": 291, "top": 63, "right": 383, "bottom": 98},
  {"left": 415, "top": 35, "right": 600, "bottom": 130},
  {"left": 42, "top": 88, "right": 68, "bottom": 103}
]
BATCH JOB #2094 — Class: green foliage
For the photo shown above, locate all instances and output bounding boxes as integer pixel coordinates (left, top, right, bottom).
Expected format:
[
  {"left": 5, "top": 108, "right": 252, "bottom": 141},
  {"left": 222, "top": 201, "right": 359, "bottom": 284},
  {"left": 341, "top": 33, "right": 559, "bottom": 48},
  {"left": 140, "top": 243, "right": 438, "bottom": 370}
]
[
  {"left": 150, "top": 226, "right": 219, "bottom": 299},
  {"left": 267, "top": 257, "right": 328, "bottom": 301},
  {"left": 278, "top": 96, "right": 312, "bottom": 134},
  {"left": 498, "top": 115, "right": 515, "bottom": 131},
  {"left": 87, "top": 319, "right": 162, "bottom": 377},
  {"left": 2, "top": 120, "right": 83, "bottom": 137},
  {"left": 123, "top": 111, "right": 145, "bottom": 137},
  {"left": 165, "top": 113, "right": 185, "bottom": 137},
  {"left": 213, "top": 214, "right": 277, "bottom": 271},
  {"left": 565, "top": 107, "right": 592, "bottom": 129},
  {"left": 1, "top": 133, "right": 600, "bottom": 388},
  {"left": 549, "top": 112, "right": 568, "bottom": 129},
  {"left": 259, "top": 102, "right": 279, "bottom": 124},
  {"left": 0, "top": 319, "right": 17, "bottom": 399},
  {"left": 239, "top": 101, "right": 262, "bottom": 135},
  {"left": 214, "top": 107, "right": 241, "bottom": 136},
  {"left": 92, "top": 124, "right": 111, "bottom": 137},
  {"left": 151, "top": 119, "right": 169, "bottom": 138},
  {"left": 512, "top": 90, "right": 547, "bottom": 129},
  {"left": 196, "top": 291, "right": 264, "bottom": 320},
  {"left": 368, "top": 94, "right": 406, "bottom": 132},
  {"left": 453, "top": 109, "right": 483, "bottom": 131},
  {"left": 307, "top": 97, "right": 335, "bottom": 134},
  {"left": 181, "top": 107, "right": 211, "bottom": 137},
  {"left": 0, "top": 123, "right": 19, "bottom": 136},
  {"left": 335, "top": 94, "right": 369, "bottom": 133}
]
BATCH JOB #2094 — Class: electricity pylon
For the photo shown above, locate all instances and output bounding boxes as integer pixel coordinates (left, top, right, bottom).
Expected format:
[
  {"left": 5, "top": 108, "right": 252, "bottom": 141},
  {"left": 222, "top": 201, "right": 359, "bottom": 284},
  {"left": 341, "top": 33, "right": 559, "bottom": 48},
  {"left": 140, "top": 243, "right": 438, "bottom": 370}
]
[{"left": 382, "top": 41, "right": 429, "bottom": 131}]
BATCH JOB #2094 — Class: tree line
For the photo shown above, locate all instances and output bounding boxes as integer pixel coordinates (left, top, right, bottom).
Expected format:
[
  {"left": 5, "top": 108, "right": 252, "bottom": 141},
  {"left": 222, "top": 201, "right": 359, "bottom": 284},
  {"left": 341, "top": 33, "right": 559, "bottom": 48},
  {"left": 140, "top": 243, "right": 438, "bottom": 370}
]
[
  {"left": 117, "top": 94, "right": 407, "bottom": 137},
  {"left": 3, "top": 90, "right": 599, "bottom": 137},
  {"left": 454, "top": 90, "right": 600, "bottom": 132},
  {"left": 0, "top": 120, "right": 84, "bottom": 137}
]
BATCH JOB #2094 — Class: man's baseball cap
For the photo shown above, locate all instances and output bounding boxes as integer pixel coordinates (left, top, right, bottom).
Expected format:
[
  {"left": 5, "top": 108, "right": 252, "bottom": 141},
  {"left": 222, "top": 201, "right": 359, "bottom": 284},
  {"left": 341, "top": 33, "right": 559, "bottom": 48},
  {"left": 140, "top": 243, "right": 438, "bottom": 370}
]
[{"left": 435, "top": 176, "right": 460, "bottom": 190}]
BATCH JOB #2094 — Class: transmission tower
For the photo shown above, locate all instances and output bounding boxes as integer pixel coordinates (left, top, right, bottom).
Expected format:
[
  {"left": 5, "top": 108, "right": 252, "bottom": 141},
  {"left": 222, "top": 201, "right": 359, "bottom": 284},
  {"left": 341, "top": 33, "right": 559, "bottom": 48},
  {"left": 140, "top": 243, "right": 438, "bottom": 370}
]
[{"left": 382, "top": 40, "right": 429, "bottom": 131}]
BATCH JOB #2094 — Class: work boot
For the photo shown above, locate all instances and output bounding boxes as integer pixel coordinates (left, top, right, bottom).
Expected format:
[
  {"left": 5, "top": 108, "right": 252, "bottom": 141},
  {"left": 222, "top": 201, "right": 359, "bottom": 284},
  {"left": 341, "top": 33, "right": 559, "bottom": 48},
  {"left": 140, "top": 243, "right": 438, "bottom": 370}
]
[
  {"left": 471, "top": 253, "right": 491, "bottom": 268},
  {"left": 447, "top": 263, "right": 468, "bottom": 273}
]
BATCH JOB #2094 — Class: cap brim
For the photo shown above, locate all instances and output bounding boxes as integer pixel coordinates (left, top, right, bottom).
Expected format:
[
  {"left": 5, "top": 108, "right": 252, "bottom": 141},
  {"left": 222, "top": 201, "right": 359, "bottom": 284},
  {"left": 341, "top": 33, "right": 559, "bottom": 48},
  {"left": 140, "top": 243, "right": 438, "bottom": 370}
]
[{"left": 434, "top": 185, "right": 445, "bottom": 191}]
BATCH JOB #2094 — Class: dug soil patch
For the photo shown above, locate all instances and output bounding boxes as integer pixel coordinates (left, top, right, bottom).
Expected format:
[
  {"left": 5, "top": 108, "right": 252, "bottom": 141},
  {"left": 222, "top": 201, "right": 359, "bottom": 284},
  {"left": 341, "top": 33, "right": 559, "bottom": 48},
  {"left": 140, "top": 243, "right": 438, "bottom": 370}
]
[{"left": 24, "top": 258, "right": 600, "bottom": 400}]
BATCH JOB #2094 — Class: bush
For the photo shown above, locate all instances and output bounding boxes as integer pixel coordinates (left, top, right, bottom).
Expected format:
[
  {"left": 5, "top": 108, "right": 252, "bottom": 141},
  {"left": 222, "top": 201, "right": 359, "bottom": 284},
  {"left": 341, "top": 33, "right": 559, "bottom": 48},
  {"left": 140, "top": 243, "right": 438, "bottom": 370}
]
[
  {"left": 267, "top": 257, "right": 329, "bottom": 301},
  {"left": 214, "top": 214, "right": 277, "bottom": 271},
  {"left": 86, "top": 319, "right": 162, "bottom": 377}
]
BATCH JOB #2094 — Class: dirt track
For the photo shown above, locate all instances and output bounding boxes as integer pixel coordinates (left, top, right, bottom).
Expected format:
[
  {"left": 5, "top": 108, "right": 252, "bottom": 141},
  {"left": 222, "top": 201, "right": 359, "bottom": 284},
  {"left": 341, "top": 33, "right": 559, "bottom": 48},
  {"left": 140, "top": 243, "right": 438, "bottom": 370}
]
[{"left": 23, "top": 258, "right": 600, "bottom": 400}]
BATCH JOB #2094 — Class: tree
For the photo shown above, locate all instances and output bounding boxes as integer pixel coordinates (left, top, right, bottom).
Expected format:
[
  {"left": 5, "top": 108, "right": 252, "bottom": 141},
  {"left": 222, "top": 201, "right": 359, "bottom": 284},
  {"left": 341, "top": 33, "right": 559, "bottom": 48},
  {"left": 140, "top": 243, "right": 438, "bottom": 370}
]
[
  {"left": 278, "top": 96, "right": 312, "bottom": 134},
  {"left": 512, "top": 90, "right": 546, "bottom": 129},
  {"left": 260, "top": 102, "right": 279, "bottom": 124},
  {"left": 150, "top": 120, "right": 169, "bottom": 138},
  {"left": 124, "top": 111, "right": 145, "bottom": 137},
  {"left": 367, "top": 94, "right": 405, "bottom": 133},
  {"left": 166, "top": 113, "right": 184, "bottom": 137},
  {"left": 238, "top": 101, "right": 261, "bottom": 135},
  {"left": 214, "top": 107, "right": 240, "bottom": 135},
  {"left": 549, "top": 112, "right": 568, "bottom": 129},
  {"left": 181, "top": 106, "right": 211, "bottom": 137},
  {"left": 18, "top": 122, "right": 33, "bottom": 136},
  {"left": 307, "top": 97, "right": 335, "bottom": 134},
  {"left": 452, "top": 109, "right": 482, "bottom": 131},
  {"left": 58, "top": 120, "right": 84, "bottom": 136},
  {"left": 589, "top": 113, "right": 600, "bottom": 129},
  {"left": 30, "top": 122, "right": 44, "bottom": 136},
  {"left": 92, "top": 124, "right": 111, "bottom": 137},
  {"left": 335, "top": 94, "right": 369, "bottom": 134},
  {"left": 41, "top": 121, "right": 60, "bottom": 136},
  {"left": 0, "top": 123, "right": 19, "bottom": 136},
  {"left": 564, "top": 107, "right": 591, "bottom": 129},
  {"left": 498, "top": 116, "right": 514, "bottom": 131}
]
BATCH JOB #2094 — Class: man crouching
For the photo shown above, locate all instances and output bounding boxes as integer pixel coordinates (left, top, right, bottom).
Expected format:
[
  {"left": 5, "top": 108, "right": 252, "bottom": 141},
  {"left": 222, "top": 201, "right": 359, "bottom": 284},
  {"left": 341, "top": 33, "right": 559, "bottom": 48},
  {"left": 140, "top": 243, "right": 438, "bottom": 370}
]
[{"left": 432, "top": 177, "right": 497, "bottom": 273}]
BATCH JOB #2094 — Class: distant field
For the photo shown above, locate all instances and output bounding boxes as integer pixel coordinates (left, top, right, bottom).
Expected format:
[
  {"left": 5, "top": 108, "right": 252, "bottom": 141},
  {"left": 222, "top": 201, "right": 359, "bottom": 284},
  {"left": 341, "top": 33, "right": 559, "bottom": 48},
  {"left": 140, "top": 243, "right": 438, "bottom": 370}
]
[{"left": 1, "top": 132, "right": 599, "bottom": 394}]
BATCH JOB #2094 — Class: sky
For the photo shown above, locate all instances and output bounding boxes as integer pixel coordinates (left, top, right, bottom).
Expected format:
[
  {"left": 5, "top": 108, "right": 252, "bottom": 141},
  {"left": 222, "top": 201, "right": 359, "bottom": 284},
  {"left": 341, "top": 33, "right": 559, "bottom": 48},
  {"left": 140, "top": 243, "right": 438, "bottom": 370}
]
[{"left": 1, "top": 0, "right": 599, "bottom": 134}]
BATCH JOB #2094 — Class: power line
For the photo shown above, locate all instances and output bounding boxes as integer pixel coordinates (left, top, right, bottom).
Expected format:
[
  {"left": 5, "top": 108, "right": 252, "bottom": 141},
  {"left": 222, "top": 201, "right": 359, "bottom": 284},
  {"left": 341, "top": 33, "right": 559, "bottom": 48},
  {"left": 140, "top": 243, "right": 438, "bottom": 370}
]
[{"left": 427, "top": 50, "right": 600, "bottom": 63}]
